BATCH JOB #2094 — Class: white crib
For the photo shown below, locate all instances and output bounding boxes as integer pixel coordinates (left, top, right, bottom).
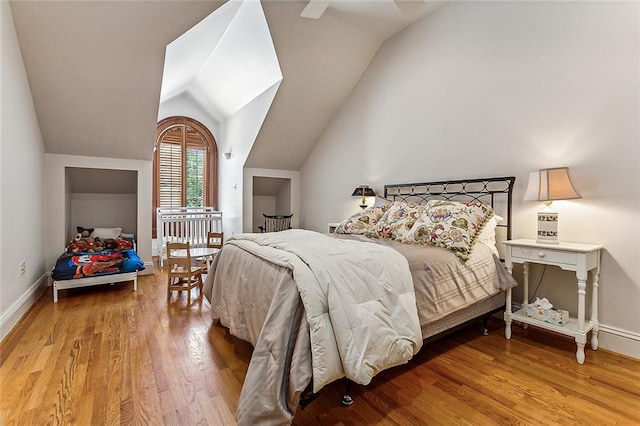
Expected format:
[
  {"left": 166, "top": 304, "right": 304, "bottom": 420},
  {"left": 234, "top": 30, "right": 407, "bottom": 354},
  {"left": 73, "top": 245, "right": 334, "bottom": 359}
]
[{"left": 157, "top": 207, "right": 223, "bottom": 266}]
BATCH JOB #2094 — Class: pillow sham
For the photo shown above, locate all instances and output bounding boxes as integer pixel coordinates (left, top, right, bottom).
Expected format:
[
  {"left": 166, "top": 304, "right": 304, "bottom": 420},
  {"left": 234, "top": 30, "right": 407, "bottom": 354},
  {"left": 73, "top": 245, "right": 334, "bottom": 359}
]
[
  {"left": 404, "top": 200, "right": 494, "bottom": 260},
  {"left": 365, "top": 202, "right": 426, "bottom": 241},
  {"left": 477, "top": 214, "right": 503, "bottom": 246},
  {"left": 335, "top": 205, "right": 390, "bottom": 234},
  {"left": 91, "top": 227, "right": 123, "bottom": 240},
  {"left": 477, "top": 214, "right": 503, "bottom": 258}
]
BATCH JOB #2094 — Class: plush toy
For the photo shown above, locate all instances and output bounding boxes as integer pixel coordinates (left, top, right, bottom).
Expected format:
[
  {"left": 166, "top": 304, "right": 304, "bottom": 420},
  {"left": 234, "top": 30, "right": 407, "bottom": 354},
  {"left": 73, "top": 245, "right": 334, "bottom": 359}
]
[
  {"left": 68, "top": 236, "right": 104, "bottom": 252},
  {"left": 67, "top": 227, "right": 126, "bottom": 253},
  {"left": 103, "top": 238, "right": 118, "bottom": 250},
  {"left": 92, "top": 238, "right": 104, "bottom": 252},
  {"left": 76, "top": 226, "right": 94, "bottom": 238}
]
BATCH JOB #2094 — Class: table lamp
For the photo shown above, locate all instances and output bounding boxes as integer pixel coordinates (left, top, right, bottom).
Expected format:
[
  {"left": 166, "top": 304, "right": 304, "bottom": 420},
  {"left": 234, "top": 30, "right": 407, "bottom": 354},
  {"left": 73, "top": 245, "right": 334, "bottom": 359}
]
[
  {"left": 524, "top": 167, "right": 581, "bottom": 244},
  {"left": 352, "top": 185, "right": 375, "bottom": 209}
]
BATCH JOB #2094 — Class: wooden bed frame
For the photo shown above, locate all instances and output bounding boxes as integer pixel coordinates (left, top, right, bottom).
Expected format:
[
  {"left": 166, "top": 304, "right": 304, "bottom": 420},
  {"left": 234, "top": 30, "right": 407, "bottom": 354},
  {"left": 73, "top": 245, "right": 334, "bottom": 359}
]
[{"left": 52, "top": 271, "right": 138, "bottom": 302}]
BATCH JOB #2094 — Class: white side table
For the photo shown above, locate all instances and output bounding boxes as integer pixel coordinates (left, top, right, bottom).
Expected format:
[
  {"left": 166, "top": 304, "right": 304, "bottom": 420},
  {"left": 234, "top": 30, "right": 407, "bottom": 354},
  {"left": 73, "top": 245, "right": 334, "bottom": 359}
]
[
  {"left": 503, "top": 239, "right": 603, "bottom": 364},
  {"left": 328, "top": 222, "right": 341, "bottom": 233}
]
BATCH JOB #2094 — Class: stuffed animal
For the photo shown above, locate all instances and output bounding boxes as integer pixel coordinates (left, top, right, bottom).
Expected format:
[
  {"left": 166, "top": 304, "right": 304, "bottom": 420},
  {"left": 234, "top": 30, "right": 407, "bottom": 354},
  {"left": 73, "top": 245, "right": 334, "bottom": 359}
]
[
  {"left": 76, "top": 226, "right": 94, "bottom": 238},
  {"left": 67, "top": 227, "right": 126, "bottom": 253},
  {"left": 103, "top": 238, "right": 118, "bottom": 250},
  {"left": 68, "top": 236, "right": 104, "bottom": 252}
]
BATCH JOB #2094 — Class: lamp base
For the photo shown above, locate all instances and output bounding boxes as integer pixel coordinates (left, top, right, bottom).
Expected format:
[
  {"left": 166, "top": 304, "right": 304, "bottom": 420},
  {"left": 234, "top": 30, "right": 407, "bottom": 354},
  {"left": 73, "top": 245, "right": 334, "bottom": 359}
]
[
  {"left": 536, "top": 210, "right": 559, "bottom": 244},
  {"left": 536, "top": 239, "right": 560, "bottom": 245}
]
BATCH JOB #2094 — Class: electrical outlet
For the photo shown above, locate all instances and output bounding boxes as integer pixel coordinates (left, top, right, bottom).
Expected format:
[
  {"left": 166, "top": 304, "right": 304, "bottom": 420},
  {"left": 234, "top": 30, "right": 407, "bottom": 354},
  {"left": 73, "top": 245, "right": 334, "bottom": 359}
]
[{"left": 19, "top": 261, "right": 26, "bottom": 276}]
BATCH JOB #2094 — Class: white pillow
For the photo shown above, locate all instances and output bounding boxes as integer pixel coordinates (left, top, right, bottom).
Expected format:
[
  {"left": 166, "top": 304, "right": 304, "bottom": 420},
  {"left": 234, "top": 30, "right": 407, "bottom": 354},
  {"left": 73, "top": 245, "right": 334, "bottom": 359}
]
[
  {"left": 373, "top": 195, "right": 393, "bottom": 208},
  {"left": 91, "top": 227, "right": 123, "bottom": 240},
  {"left": 477, "top": 215, "right": 503, "bottom": 257}
]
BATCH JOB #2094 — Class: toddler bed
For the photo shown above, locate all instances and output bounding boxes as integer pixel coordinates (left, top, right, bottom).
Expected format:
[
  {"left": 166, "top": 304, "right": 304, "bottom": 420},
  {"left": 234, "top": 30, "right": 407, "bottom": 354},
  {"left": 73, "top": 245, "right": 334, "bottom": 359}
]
[
  {"left": 203, "top": 176, "right": 517, "bottom": 425},
  {"left": 51, "top": 227, "right": 145, "bottom": 302}
]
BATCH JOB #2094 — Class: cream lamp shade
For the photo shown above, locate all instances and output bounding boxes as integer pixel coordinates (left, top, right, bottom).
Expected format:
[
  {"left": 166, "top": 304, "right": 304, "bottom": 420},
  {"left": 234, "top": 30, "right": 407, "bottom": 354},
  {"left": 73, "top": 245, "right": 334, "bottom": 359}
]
[{"left": 524, "top": 167, "right": 581, "bottom": 244}]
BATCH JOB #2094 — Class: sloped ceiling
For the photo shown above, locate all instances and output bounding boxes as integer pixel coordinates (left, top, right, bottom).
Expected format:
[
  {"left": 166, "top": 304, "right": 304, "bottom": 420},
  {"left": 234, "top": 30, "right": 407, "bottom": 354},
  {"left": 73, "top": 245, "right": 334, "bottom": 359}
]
[
  {"left": 10, "top": 0, "right": 225, "bottom": 161},
  {"left": 10, "top": 0, "right": 441, "bottom": 169}
]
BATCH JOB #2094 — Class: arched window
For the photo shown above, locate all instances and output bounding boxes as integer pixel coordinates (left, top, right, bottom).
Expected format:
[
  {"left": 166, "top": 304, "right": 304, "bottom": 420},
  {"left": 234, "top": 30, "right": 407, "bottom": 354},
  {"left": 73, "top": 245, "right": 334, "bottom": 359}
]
[{"left": 153, "top": 117, "right": 218, "bottom": 236}]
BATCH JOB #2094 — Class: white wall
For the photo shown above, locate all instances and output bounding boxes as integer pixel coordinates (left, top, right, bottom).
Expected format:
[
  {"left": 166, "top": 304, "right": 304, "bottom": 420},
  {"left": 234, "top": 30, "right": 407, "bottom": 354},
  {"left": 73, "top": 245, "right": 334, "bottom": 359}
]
[
  {"left": 70, "top": 193, "right": 137, "bottom": 236},
  {"left": 276, "top": 179, "right": 292, "bottom": 215},
  {"left": 221, "top": 82, "right": 281, "bottom": 235},
  {"left": 157, "top": 94, "right": 222, "bottom": 146},
  {"left": 252, "top": 195, "right": 276, "bottom": 232},
  {"left": 300, "top": 2, "right": 639, "bottom": 357},
  {"left": 0, "top": 2, "right": 47, "bottom": 340},
  {"left": 45, "top": 154, "right": 153, "bottom": 269}
]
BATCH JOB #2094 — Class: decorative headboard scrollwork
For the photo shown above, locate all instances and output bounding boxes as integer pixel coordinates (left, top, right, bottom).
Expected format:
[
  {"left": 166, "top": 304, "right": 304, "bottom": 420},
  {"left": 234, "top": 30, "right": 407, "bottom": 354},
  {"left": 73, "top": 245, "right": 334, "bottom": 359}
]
[{"left": 384, "top": 176, "right": 516, "bottom": 258}]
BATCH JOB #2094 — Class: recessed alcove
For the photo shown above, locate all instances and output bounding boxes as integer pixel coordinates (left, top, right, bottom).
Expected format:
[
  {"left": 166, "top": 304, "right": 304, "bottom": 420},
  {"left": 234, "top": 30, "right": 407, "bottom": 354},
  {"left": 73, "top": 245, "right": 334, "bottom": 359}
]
[
  {"left": 252, "top": 176, "right": 292, "bottom": 232},
  {"left": 65, "top": 167, "right": 138, "bottom": 240}
]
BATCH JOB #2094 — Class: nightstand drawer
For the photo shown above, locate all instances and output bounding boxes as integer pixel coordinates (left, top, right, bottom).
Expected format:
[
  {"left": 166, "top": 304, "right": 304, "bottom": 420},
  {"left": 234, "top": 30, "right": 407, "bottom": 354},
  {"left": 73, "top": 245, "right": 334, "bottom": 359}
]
[{"left": 511, "top": 246, "right": 576, "bottom": 265}]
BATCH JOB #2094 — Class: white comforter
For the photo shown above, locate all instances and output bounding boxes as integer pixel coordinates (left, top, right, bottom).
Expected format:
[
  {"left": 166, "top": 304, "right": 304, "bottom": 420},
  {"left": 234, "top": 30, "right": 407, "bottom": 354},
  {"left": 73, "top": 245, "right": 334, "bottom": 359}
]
[{"left": 225, "top": 230, "right": 423, "bottom": 392}]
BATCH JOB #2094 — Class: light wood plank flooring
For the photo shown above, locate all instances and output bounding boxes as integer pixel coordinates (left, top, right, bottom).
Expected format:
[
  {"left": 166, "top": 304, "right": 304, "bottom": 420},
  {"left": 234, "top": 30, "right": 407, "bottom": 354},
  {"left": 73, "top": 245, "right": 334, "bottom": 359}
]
[{"left": 1, "top": 267, "right": 639, "bottom": 425}]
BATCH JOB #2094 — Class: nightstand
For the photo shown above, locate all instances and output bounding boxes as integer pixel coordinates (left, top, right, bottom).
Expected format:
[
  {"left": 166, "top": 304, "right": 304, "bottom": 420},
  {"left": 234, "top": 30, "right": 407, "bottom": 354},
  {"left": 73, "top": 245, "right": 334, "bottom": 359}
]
[
  {"left": 328, "top": 222, "right": 341, "bottom": 233},
  {"left": 503, "top": 239, "right": 603, "bottom": 364}
]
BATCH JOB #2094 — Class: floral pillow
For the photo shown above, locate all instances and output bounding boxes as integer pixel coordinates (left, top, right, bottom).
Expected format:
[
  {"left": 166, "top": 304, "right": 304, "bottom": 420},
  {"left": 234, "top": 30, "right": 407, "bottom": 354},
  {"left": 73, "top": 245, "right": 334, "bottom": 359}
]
[
  {"left": 365, "top": 202, "right": 426, "bottom": 241},
  {"left": 335, "top": 204, "right": 390, "bottom": 234},
  {"left": 404, "top": 200, "right": 495, "bottom": 260}
]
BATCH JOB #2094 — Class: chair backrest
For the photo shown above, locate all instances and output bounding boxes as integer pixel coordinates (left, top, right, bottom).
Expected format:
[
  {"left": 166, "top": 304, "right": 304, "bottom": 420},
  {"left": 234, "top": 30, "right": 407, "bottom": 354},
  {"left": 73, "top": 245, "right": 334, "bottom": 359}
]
[
  {"left": 262, "top": 214, "right": 293, "bottom": 232},
  {"left": 207, "top": 232, "right": 224, "bottom": 249},
  {"left": 166, "top": 241, "right": 192, "bottom": 273}
]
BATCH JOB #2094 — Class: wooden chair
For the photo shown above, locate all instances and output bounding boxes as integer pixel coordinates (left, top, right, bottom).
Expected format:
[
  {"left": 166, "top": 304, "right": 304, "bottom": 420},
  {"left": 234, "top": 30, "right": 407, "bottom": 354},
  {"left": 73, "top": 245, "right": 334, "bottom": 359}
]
[
  {"left": 166, "top": 242, "right": 203, "bottom": 306},
  {"left": 258, "top": 214, "right": 293, "bottom": 233},
  {"left": 207, "top": 232, "right": 224, "bottom": 249},
  {"left": 197, "top": 232, "right": 224, "bottom": 273}
]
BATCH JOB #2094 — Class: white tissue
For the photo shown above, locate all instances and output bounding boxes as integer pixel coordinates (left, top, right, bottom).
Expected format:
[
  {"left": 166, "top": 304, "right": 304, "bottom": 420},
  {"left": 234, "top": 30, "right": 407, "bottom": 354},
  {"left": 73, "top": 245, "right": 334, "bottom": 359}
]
[{"left": 532, "top": 297, "right": 553, "bottom": 310}]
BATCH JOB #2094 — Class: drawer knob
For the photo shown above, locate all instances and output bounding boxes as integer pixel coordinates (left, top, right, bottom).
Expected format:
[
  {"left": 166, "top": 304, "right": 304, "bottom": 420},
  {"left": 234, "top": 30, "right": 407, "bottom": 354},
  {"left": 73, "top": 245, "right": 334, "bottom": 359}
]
[{"left": 538, "top": 252, "right": 546, "bottom": 258}]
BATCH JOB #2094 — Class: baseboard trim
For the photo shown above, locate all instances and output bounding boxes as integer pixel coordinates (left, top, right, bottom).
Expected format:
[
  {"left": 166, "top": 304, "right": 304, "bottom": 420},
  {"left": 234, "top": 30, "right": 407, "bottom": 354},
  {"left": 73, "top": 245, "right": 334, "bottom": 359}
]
[
  {"left": 598, "top": 324, "right": 640, "bottom": 360},
  {"left": 138, "top": 261, "right": 155, "bottom": 275},
  {"left": 0, "top": 273, "right": 48, "bottom": 342}
]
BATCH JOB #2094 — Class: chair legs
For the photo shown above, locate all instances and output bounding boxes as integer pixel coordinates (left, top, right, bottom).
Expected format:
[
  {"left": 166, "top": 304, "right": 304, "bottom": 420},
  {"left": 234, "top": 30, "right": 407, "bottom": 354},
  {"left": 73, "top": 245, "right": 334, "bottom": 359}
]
[{"left": 167, "top": 275, "right": 203, "bottom": 306}]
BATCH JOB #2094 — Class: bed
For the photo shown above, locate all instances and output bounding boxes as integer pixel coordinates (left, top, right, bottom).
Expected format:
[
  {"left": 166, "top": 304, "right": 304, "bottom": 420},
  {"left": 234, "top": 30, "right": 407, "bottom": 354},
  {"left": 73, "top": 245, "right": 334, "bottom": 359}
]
[
  {"left": 51, "top": 226, "right": 145, "bottom": 302},
  {"left": 203, "top": 176, "right": 517, "bottom": 425}
]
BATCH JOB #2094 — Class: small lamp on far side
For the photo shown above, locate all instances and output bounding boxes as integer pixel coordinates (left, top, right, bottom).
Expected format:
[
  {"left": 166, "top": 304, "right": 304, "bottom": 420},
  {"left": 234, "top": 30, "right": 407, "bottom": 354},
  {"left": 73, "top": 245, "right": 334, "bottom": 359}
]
[
  {"left": 351, "top": 185, "right": 376, "bottom": 209},
  {"left": 524, "top": 167, "right": 581, "bottom": 244}
]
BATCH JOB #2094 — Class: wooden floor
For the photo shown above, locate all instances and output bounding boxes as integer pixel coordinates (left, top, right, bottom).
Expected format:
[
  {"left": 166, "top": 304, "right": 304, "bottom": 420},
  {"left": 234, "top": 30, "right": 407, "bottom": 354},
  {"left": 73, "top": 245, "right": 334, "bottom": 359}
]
[{"left": 2, "top": 266, "right": 639, "bottom": 425}]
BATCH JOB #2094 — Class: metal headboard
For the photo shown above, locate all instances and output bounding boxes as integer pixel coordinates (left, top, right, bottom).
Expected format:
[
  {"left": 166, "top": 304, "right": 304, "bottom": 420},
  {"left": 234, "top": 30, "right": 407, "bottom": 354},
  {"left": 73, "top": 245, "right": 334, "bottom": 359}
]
[{"left": 384, "top": 176, "right": 516, "bottom": 256}]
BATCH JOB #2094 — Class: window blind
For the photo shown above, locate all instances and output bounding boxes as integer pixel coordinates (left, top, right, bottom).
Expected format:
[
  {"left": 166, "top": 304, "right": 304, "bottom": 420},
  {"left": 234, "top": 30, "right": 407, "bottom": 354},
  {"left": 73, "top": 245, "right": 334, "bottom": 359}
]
[{"left": 158, "top": 125, "right": 208, "bottom": 208}]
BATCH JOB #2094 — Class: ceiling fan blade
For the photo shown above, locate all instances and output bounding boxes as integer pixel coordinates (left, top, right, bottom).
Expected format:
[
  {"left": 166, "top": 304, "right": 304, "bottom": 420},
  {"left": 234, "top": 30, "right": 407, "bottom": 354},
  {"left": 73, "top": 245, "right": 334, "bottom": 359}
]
[
  {"left": 301, "top": 0, "right": 330, "bottom": 19},
  {"left": 392, "top": 0, "right": 426, "bottom": 15}
]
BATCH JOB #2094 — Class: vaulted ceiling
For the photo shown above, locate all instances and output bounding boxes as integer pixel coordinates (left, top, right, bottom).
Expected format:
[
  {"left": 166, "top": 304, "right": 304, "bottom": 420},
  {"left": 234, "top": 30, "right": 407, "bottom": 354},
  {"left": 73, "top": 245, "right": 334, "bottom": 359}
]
[{"left": 10, "top": 0, "right": 442, "bottom": 170}]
